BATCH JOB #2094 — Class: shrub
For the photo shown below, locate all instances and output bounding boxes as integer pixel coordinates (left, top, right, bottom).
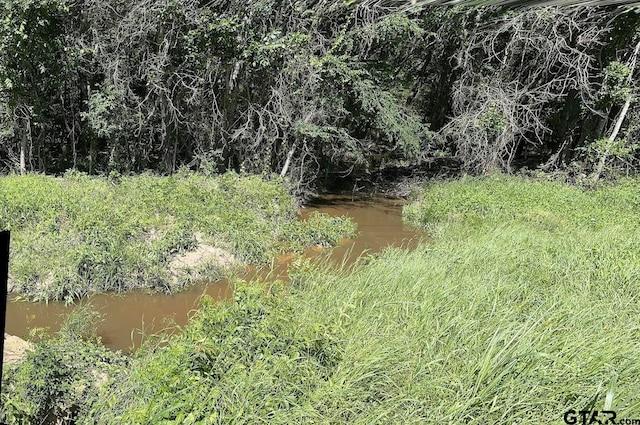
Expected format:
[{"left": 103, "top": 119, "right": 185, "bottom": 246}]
[
  {"left": 79, "top": 282, "right": 342, "bottom": 424},
  {"left": 0, "top": 307, "right": 128, "bottom": 424}
]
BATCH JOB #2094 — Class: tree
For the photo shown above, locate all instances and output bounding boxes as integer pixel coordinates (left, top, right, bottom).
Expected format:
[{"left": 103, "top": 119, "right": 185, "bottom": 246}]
[
  {"left": 0, "top": 0, "right": 74, "bottom": 174},
  {"left": 591, "top": 38, "right": 640, "bottom": 181},
  {"left": 442, "top": 6, "right": 611, "bottom": 173}
]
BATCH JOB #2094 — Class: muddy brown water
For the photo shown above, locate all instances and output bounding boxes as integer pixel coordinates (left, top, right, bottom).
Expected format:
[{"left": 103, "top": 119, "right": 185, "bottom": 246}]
[{"left": 5, "top": 195, "right": 425, "bottom": 352}]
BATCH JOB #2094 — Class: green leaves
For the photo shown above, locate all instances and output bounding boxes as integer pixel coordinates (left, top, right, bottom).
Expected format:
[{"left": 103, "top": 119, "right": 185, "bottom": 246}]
[
  {"left": 81, "top": 85, "right": 124, "bottom": 139},
  {"left": 0, "top": 306, "right": 128, "bottom": 425},
  {"left": 599, "top": 61, "right": 633, "bottom": 106},
  {"left": 92, "top": 282, "right": 343, "bottom": 424},
  {"left": 281, "top": 211, "right": 358, "bottom": 252},
  {"left": 1, "top": 0, "right": 437, "bottom": 186},
  {"left": 1, "top": 172, "right": 355, "bottom": 301},
  {"left": 478, "top": 103, "right": 507, "bottom": 135}
]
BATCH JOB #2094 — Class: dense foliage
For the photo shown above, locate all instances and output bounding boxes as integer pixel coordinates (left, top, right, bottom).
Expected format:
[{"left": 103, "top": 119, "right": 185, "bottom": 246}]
[
  {"left": 0, "top": 171, "right": 356, "bottom": 302},
  {"left": 4, "top": 2, "right": 640, "bottom": 422},
  {"left": 2, "top": 2, "right": 640, "bottom": 189},
  {"left": 80, "top": 282, "right": 343, "bottom": 424}
]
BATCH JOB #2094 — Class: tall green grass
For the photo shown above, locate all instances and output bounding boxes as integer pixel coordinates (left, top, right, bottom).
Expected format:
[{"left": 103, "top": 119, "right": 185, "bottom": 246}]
[
  {"left": 5, "top": 174, "right": 640, "bottom": 424},
  {"left": 77, "top": 233, "right": 640, "bottom": 423},
  {"left": 403, "top": 174, "right": 640, "bottom": 231},
  {"left": 0, "top": 171, "right": 356, "bottom": 302},
  {"left": 287, "top": 240, "right": 640, "bottom": 422}
]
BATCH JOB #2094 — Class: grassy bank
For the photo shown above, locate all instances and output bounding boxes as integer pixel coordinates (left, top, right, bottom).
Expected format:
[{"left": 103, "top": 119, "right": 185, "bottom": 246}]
[
  {"left": 0, "top": 171, "right": 356, "bottom": 302},
  {"left": 4, "top": 175, "right": 640, "bottom": 423}
]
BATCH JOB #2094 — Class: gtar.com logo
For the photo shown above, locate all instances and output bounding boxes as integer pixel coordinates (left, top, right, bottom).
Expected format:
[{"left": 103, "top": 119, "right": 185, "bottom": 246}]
[
  {"left": 563, "top": 410, "right": 617, "bottom": 425},
  {"left": 564, "top": 410, "right": 640, "bottom": 425}
]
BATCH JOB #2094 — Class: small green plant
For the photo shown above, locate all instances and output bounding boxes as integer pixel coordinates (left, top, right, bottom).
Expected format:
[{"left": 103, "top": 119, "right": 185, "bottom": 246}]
[
  {"left": 579, "top": 137, "right": 638, "bottom": 178},
  {"left": 281, "top": 211, "right": 358, "bottom": 252},
  {"left": 599, "top": 61, "right": 632, "bottom": 106},
  {"left": 478, "top": 102, "right": 507, "bottom": 135},
  {"left": 0, "top": 306, "right": 128, "bottom": 425}
]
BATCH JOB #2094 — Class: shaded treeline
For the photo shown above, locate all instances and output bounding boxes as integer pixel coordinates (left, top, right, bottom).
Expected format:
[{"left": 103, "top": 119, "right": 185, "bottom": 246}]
[{"left": 1, "top": 1, "right": 640, "bottom": 190}]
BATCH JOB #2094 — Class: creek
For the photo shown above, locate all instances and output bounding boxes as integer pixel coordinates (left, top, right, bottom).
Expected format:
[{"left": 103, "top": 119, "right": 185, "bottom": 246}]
[{"left": 5, "top": 195, "right": 425, "bottom": 352}]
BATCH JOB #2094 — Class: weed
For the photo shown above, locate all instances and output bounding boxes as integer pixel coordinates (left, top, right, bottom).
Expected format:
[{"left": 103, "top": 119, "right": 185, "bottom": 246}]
[
  {"left": 78, "top": 281, "right": 342, "bottom": 424},
  {"left": 0, "top": 306, "right": 128, "bottom": 425}
]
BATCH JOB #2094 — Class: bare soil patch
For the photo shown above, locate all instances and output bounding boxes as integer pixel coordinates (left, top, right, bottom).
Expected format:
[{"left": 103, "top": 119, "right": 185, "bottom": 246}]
[
  {"left": 3, "top": 333, "right": 32, "bottom": 364},
  {"left": 168, "top": 233, "right": 239, "bottom": 284}
]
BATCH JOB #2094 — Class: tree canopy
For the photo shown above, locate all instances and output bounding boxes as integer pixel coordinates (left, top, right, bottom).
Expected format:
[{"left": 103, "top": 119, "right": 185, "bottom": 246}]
[{"left": 2, "top": 1, "right": 640, "bottom": 190}]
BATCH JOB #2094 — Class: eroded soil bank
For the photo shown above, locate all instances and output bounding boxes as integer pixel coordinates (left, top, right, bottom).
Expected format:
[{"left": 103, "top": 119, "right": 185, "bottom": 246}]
[{"left": 2, "top": 334, "right": 31, "bottom": 364}]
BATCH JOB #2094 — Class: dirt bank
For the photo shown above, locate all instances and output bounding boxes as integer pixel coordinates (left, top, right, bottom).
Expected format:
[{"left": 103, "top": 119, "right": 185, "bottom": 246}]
[{"left": 3, "top": 334, "right": 32, "bottom": 364}]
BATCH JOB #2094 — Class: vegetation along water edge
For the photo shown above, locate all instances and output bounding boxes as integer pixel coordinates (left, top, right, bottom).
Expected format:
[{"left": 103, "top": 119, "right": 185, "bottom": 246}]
[
  {"left": 0, "top": 171, "right": 356, "bottom": 303},
  {"left": 2, "top": 175, "right": 640, "bottom": 423}
]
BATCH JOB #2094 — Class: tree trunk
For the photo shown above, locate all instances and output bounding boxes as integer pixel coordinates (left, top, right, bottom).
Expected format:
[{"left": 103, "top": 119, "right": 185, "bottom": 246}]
[
  {"left": 19, "top": 129, "right": 26, "bottom": 175},
  {"left": 89, "top": 139, "right": 96, "bottom": 174},
  {"left": 593, "top": 38, "right": 640, "bottom": 182},
  {"left": 15, "top": 106, "right": 30, "bottom": 175},
  {"left": 280, "top": 143, "right": 296, "bottom": 178}
]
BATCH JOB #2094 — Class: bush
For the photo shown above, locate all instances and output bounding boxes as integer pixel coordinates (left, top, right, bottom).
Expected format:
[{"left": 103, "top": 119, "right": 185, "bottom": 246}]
[
  {"left": 79, "top": 282, "right": 342, "bottom": 424},
  {"left": 280, "top": 212, "right": 358, "bottom": 252},
  {"left": 0, "top": 307, "right": 128, "bottom": 424}
]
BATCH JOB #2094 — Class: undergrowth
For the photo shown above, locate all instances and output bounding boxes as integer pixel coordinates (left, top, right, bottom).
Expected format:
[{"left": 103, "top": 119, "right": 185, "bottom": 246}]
[
  {"left": 0, "top": 307, "right": 128, "bottom": 425},
  {"left": 78, "top": 282, "right": 342, "bottom": 425}
]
